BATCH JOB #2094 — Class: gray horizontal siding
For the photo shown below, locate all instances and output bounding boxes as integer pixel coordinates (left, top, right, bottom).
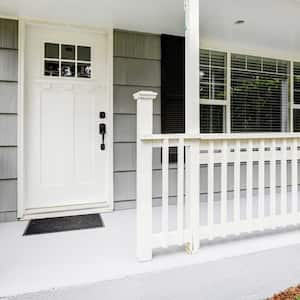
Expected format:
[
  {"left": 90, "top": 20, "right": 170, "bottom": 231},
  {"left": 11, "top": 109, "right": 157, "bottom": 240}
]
[
  {"left": 114, "top": 30, "right": 161, "bottom": 60},
  {"left": 0, "top": 211, "right": 17, "bottom": 222},
  {"left": 0, "top": 19, "right": 18, "bottom": 49},
  {"left": 0, "top": 147, "right": 17, "bottom": 179},
  {"left": 114, "top": 169, "right": 178, "bottom": 203},
  {"left": 113, "top": 30, "right": 161, "bottom": 208},
  {"left": 114, "top": 114, "right": 161, "bottom": 143},
  {"left": 0, "top": 81, "right": 17, "bottom": 113},
  {"left": 0, "top": 115, "right": 17, "bottom": 146},
  {"left": 0, "top": 179, "right": 17, "bottom": 212},
  {"left": 114, "top": 57, "right": 161, "bottom": 87},
  {"left": 114, "top": 144, "right": 167, "bottom": 172},
  {"left": 0, "top": 19, "right": 18, "bottom": 222},
  {"left": 114, "top": 85, "right": 161, "bottom": 114},
  {"left": 0, "top": 49, "right": 18, "bottom": 81}
]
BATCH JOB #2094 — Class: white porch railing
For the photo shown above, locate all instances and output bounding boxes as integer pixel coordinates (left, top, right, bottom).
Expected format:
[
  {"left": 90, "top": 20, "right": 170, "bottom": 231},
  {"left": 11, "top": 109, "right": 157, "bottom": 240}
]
[{"left": 134, "top": 91, "right": 300, "bottom": 262}]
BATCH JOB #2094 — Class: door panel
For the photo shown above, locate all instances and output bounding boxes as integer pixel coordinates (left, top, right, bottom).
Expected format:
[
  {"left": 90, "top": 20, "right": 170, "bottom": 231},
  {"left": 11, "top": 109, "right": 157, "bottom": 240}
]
[
  {"left": 74, "top": 91, "right": 96, "bottom": 184},
  {"left": 40, "top": 88, "right": 74, "bottom": 186}
]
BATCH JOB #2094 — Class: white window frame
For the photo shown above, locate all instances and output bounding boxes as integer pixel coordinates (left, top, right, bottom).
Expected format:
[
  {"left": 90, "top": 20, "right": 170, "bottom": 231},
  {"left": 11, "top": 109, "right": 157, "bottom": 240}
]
[
  {"left": 200, "top": 48, "right": 295, "bottom": 134},
  {"left": 43, "top": 42, "right": 92, "bottom": 79}
]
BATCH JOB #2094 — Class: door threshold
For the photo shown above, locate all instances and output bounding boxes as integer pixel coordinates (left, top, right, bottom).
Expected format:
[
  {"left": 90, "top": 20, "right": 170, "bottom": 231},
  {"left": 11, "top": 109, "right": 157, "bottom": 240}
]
[{"left": 21, "top": 205, "right": 113, "bottom": 220}]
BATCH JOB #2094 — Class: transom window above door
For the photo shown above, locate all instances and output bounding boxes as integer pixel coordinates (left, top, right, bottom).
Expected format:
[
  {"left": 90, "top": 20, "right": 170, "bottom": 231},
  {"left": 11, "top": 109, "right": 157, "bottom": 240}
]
[{"left": 44, "top": 43, "right": 92, "bottom": 78}]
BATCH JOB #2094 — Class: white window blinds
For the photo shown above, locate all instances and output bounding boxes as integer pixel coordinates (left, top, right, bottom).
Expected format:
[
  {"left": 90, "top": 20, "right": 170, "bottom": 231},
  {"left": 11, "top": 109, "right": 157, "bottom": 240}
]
[{"left": 231, "top": 54, "right": 290, "bottom": 133}]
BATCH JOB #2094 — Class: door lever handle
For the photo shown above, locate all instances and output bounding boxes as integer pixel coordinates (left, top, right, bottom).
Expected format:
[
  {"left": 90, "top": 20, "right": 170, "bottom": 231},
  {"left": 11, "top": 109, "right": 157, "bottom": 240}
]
[{"left": 99, "top": 123, "right": 106, "bottom": 150}]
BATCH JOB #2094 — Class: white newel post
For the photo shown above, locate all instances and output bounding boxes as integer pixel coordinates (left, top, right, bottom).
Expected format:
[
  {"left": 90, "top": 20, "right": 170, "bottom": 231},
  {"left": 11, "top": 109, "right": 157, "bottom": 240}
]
[
  {"left": 134, "top": 91, "right": 158, "bottom": 262},
  {"left": 185, "top": 0, "right": 201, "bottom": 254}
]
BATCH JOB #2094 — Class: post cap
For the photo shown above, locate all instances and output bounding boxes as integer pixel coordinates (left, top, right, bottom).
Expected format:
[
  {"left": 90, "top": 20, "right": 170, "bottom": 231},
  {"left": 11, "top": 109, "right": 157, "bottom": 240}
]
[{"left": 133, "top": 91, "right": 158, "bottom": 101}]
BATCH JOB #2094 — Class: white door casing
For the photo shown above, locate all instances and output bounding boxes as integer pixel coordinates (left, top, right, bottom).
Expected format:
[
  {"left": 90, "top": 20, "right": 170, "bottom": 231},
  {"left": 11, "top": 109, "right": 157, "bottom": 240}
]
[{"left": 19, "top": 21, "right": 113, "bottom": 219}]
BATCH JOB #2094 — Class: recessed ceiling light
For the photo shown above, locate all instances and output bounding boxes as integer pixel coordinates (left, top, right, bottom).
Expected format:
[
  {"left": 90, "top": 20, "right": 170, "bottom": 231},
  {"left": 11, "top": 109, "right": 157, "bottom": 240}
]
[{"left": 234, "top": 20, "right": 245, "bottom": 25}]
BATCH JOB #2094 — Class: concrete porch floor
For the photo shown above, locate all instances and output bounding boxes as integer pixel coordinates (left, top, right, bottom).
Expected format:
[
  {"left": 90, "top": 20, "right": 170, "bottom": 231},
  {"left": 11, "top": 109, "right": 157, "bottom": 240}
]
[{"left": 2, "top": 208, "right": 300, "bottom": 300}]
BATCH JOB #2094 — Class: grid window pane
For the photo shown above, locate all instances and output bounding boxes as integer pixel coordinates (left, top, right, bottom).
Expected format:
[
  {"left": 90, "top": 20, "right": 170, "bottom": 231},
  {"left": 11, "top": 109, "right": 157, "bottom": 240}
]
[
  {"left": 247, "top": 56, "right": 262, "bottom": 71},
  {"left": 294, "top": 109, "right": 300, "bottom": 132},
  {"left": 77, "top": 46, "right": 91, "bottom": 61},
  {"left": 278, "top": 60, "right": 289, "bottom": 74},
  {"left": 211, "top": 67, "right": 225, "bottom": 84},
  {"left": 77, "top": 63, "right": 91, "bottom": 78},
  {"left": 212, "top": 85, "right": 226, "bottom": 100},
  {"left": 200, "top": 66, "right": 209, "bottom": 83},
  {"left": 45, "top": 43, "right": 59, "bottom": 59},
  {"left": 200, "top": 83, "right": 209, "bottom": 99},
  {"left": 200, "top": 49, "right": 209, "bottom": 66},
  {"left": 211, "top": 51, "right": 226, "bottom": 67},
  {"left": 294, "top": 90, "right": 300, "bottom": 105},
  {"left": 61, "top": 62, "right": 75, "bottom": 77},
  {"left": 200, "top": 105, "right": 224, "bottom": 133},
  {"left": 44, "top": 60, "right": 59, "bottom": 76},
  {"left": 231, "top": 54, "right": 246, "bottom": 69},
  {"left": 61, "top": 44, "right": 75, "bottom": 60},
  {"left": 263, "top": 58, "right": 276, "bottom": 73},
  {"left": 294, "top": 77, "right": 300, "bottom": 90},
  {"left": 294, "top": 62, "right": 300, "bottom": 76}
]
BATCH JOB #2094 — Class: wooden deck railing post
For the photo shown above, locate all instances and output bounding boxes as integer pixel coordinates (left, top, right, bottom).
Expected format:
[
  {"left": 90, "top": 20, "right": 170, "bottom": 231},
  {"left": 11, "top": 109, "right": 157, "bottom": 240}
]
[{"left": 134, "top": 91, "right": 157, "bottom": 262}]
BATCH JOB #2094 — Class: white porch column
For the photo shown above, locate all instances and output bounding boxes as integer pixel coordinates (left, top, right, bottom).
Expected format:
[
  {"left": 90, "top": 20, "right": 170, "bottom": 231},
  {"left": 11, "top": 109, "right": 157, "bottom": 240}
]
[
  {"left": 134, "top": 91, "right": 158, "bottom": 262},
  {"left": 185, "top": 0, "right": 200, "bottom": 134},
  {"left": 185, "top": 0, "right": 200, "bottom": 255}
]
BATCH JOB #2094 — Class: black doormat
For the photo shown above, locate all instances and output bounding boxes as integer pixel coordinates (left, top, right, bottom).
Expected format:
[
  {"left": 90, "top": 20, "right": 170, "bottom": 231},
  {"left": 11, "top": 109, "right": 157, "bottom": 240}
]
[{"left": 24, "top": 214, "right": 104, "bottom": 236}]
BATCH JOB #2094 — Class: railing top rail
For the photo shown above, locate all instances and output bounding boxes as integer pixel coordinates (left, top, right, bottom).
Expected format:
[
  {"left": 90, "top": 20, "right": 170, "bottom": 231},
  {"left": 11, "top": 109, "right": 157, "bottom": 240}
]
[{"left": 141, "top": 132, "right": 300, "bottom": 142}]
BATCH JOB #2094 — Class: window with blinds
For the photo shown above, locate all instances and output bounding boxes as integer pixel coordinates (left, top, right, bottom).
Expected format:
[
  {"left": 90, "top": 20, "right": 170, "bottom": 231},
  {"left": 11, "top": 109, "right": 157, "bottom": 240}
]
[
  {"left": 200, "top": 49, "right": 227, "bottom": 133},
  {"left": 231, "top": 54, "right": 290, "bottom": 133},
  {"left": 161, "top": 35, "right": 294, "bottom": 135}
]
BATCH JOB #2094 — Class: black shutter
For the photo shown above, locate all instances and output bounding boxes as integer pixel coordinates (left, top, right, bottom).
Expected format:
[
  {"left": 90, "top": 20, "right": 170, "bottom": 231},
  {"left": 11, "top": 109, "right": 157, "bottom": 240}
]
[
  {"left": 161, "top": 34, "right": 185, "bottom": 134},
  {"left": 161, "top": 34, "right": 185, "bottom": 163}
]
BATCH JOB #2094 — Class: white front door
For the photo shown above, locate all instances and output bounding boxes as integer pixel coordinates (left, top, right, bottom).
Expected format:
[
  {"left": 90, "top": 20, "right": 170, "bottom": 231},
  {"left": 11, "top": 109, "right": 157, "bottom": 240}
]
[{"left": 22, "top": 22, "right": 113, "bottom": 218}]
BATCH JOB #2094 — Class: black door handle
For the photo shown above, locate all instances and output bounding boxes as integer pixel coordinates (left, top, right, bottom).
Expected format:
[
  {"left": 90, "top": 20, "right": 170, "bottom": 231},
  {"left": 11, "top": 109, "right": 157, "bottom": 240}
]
[{"left": 99, "top": 123, "right": 106, "bottom": 150}]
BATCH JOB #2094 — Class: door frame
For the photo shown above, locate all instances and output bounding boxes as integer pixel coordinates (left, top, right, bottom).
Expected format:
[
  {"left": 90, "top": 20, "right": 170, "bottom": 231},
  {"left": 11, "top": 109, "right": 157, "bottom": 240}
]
[{"left": 17, "top": 19, "right": 114, "bottom": 219}]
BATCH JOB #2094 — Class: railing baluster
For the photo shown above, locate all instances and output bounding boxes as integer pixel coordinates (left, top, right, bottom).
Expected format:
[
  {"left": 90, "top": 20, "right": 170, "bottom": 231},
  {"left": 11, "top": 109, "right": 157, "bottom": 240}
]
[
  {"left": 177, "top": 138, "right": 184, "bottom": 244},
  {"left": 207, "top": 141, "right": 214, "bottom": 238},
  {"left": 258, "top": 140, "right": 265, "bottom": 221},
  {"left": 292, "top": 139, "right": 298, "bottom": 218},
  {"left": 234, "top": 140, "right": 240, "bottom": 223},
  {"left": 221, "top": 140, "right": 228, "bottom": 227},
  {"left": 185, "top": 144, "right": 191, "bottom": 238},
  {"left": 270, "top": 140, "right": 276, "bottom": 222},
  {"left": 281, "top": 139, "right": 287, "bottom": 215},
  {"left": 246, "top": 140, "right": 253, "bottom": 222},
  {"left": 186, "top": 141, "right": 200, "bottom": 253},
  {"left": 162, "top": 139, "right": 169, "bottom": 248}
]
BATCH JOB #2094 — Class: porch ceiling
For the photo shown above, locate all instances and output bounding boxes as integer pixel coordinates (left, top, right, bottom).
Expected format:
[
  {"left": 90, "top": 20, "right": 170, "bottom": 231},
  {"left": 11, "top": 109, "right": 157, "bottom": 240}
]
[{"left": 1, "top": 0, "right": 300, "bottom": 54}]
